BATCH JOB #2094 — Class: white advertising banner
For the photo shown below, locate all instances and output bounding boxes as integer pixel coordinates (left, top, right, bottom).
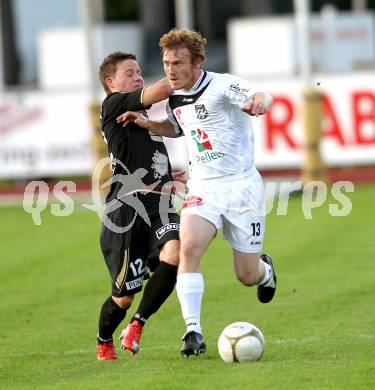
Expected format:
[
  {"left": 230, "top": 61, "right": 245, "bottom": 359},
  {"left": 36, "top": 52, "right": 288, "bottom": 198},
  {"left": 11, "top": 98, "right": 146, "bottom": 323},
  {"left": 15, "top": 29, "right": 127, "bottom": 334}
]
[
  {"left": 0, "top": 90, "right": 94, "bottom": 179},
  {"left": 0, "top": 72, "right": 374, "bottom": 179},
  {"left": 250, "top": 72, "right": 375, "bottom": 168}
]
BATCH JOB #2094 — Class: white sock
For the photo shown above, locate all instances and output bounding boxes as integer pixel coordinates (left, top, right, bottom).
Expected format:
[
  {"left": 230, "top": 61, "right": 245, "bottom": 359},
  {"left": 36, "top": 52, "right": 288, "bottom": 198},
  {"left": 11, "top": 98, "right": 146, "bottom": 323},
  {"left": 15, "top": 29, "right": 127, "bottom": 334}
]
[
  {"left": 176, "top": 273, "right": 204, "bottom": 335},
  {"left": 258, "top": 261, "right": 272, "bottom": 286}
]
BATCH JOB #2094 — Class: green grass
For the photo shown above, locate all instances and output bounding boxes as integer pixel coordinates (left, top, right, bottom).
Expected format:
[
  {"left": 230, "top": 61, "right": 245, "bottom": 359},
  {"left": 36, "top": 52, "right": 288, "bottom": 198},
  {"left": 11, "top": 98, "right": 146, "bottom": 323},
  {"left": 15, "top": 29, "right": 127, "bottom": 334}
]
[{"left": 1, "top": 185, "right": 374, "bottom": 389}]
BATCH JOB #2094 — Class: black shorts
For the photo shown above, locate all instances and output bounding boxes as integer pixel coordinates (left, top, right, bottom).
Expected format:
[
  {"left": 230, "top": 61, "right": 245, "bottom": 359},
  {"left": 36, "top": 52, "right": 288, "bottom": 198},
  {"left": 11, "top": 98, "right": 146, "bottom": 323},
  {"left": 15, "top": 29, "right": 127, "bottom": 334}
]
[{"left": 100, "top": 202, "right": 180, "bottom": 297}]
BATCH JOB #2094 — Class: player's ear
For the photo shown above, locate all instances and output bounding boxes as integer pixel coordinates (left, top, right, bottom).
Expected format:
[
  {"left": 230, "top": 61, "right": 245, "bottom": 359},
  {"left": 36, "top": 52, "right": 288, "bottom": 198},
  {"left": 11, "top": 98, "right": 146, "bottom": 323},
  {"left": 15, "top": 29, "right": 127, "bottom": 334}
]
[
  {"left": 193, "top": 56, "right": 204, "bottom": 69},
  {"left": 105, "top": 76, "right": 114, "bottom": 90}
]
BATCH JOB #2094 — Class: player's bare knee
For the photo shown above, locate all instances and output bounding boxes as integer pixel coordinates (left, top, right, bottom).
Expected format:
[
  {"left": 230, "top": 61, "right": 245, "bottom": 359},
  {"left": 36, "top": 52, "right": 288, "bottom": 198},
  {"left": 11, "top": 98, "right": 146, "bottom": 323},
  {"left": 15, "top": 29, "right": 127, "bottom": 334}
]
[
  {"left": 160, "top": 250, "right": 179, "bottom": 266},
  {"left": 159, "top": 240, "right": 180, "bottom": 266},
  {"left": 181, "top": 240, "right": 201, "bottom": 262},
  {"left": 112, "top": 295, "right": 133, "bottom": 309}
]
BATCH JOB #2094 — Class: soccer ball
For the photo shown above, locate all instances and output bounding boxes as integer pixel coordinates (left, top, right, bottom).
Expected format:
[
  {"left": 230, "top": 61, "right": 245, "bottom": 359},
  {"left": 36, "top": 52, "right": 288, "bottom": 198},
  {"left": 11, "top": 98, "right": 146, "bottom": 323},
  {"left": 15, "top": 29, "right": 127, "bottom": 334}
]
[{"left": 218, "top": 322, "right": 265, "bottom": 363}]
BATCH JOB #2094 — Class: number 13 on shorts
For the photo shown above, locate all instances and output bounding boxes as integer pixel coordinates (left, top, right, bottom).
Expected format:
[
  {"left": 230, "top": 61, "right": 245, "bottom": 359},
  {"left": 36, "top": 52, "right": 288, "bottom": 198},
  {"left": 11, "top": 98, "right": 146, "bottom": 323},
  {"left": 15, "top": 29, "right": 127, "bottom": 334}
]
[{"left": 251, "top": 222, "right": 261, "bottom": 236}]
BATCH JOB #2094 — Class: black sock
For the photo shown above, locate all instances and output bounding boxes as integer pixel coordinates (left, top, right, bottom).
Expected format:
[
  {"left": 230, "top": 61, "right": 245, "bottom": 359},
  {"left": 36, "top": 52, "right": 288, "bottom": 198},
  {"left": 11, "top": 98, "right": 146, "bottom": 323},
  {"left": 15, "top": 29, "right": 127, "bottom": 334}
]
[
  {"left": 98, "top": 296, "right": 128, "bottom": 342},
  {"left": 131, "top": 262, "right": 177, "bottom": 325}
]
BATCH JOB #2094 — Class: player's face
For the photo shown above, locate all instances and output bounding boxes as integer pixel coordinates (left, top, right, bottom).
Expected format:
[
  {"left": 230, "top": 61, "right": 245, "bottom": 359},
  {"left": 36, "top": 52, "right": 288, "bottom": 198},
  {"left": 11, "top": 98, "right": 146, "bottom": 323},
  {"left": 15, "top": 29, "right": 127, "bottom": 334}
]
[
  {"left": 163, "top": 47, "right": 202, "bottom": 91},
  {"left": 107, "top": 59, "right": 144, "bottom": 93}
]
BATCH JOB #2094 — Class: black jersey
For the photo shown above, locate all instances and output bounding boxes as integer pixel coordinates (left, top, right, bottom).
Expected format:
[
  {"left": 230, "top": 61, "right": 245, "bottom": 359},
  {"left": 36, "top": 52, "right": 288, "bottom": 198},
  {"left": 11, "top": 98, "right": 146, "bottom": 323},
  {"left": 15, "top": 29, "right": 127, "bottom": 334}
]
[
  {"left": 99, "top": 89, "right": 180, "bottom": 296},
  {"left": 100, "top": 89, "right": 173, "bottom": 206}
]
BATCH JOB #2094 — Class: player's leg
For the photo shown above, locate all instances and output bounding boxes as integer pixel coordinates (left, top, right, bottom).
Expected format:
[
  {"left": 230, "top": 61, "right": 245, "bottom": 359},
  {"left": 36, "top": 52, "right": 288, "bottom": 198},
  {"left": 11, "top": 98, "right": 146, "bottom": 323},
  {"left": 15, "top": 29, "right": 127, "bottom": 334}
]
[
  {"left": 232, "top": 250, "right": 264, "bottom": 286},
  {"left": 121, "top": 240, "right": 180, "bottom": 354},
  {"left": 224, "top": 170, "right": 276, "bottom": 303},
  {"left": 97, "top": 212, "right": 147, "bottom": 360},
  {"left": 121, "top": 213, "right": 180, "bottom": 354},
  {"left": 232, "top": 250, "right": 276, "bottom": 303},
  {"left": 225, "top": 217, "right": 277, "bottom": 303},
  {"left": 178, "top": 213, "right": 217, "bottom": 357},
  {"left": 97, "top": 294, "right": 133, "bottom": 361},
  {"left": 132, "top": 239, "right": 179, "bottom": 322}
]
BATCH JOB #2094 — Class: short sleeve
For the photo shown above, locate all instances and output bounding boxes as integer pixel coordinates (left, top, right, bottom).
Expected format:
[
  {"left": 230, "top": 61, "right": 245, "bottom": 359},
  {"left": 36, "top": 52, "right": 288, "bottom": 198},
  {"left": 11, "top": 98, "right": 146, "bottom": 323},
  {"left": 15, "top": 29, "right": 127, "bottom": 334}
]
[
  {"left": 220, "top": 74, "right": 253, "bottom": 108},
  {"left": 105, "top": 88, "right": 146, "bottom": 116}
]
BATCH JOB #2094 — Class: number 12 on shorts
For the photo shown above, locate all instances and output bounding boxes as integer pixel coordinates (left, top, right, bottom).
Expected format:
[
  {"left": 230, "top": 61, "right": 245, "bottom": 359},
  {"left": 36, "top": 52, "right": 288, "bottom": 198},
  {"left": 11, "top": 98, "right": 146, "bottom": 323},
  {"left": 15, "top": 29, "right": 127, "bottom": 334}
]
[{"left": 130, "top": 258, "right": 146, "bottom": 276}]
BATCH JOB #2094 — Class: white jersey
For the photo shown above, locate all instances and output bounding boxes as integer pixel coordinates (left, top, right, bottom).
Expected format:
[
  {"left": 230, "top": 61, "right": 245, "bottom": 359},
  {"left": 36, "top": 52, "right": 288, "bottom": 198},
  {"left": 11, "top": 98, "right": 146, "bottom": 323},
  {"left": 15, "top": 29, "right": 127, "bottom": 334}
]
[{"left": 167, "top": 71, "right": 255, "bottom": 180}]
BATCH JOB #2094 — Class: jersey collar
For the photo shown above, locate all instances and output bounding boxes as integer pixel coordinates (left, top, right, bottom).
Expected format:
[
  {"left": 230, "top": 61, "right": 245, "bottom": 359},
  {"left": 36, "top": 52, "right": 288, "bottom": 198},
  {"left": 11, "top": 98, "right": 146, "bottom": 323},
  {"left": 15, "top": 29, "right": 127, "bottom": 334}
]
[{"left": 178, "top": 70, "right": 213, "bottom": 95}]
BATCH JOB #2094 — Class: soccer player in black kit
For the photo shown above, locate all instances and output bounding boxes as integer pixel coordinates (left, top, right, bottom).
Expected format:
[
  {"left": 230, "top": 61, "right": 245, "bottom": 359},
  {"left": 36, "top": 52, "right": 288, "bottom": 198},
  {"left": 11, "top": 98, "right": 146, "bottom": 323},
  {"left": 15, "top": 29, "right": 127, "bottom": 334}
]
[{"left": 96, "top": 51, "right": 181, "bottom": 360}]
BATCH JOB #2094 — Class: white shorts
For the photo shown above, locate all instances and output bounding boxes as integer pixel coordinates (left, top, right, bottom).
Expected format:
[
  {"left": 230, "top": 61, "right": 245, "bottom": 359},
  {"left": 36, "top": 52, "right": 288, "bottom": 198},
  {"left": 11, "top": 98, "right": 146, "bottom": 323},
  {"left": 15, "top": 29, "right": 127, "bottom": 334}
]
[{"left": 182, "top": 168, "right": 266, "bottom": 253}]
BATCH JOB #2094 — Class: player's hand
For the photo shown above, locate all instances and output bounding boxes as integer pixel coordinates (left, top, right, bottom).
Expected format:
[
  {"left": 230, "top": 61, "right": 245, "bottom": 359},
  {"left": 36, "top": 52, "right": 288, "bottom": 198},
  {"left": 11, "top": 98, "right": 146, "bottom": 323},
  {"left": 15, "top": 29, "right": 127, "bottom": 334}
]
[
  {"left": 171, "top": 170, "right": 187, "bottom": 185},
  {"left": 241, "top": 93, "right": 273, "bottom": 117},
  {"left": 241, "top": 101, "right": 265, "bottom": 117},
  {"left": 160, "top": 171, "right": 187, "bottom": 198},
  {"left": 165, "top": 170, "right": 187, "bottom": 200},
  {"left": 116, "top": 111, "right": 149, "bottom": 129}
]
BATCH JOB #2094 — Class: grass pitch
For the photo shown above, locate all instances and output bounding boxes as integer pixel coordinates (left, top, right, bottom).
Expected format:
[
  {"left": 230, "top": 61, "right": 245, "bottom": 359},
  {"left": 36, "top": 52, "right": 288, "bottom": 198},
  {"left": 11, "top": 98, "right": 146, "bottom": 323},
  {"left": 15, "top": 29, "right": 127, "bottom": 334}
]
[{"left": 0, "top": 184, "right": 374, "bottom": 389}]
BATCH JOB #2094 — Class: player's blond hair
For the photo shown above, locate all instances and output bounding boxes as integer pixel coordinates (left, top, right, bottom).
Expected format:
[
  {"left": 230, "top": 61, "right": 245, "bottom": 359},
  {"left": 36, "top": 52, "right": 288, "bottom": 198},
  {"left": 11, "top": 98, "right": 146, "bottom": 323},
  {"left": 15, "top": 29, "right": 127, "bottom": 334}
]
[
  {"left": 98, "top": 51, "right": 136, "bottom": 95},
  {"left": 159, "top": 29, "right": 206, "bottom": 63}
]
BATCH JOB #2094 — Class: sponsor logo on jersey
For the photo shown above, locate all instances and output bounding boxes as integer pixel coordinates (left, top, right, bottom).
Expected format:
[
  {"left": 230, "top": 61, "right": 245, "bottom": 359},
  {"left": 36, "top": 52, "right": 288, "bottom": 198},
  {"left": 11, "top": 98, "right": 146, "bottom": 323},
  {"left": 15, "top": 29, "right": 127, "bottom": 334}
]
[
  {"left": 195, "top": 104, "right": 209, "bottom": 120},
  {"left": 151, "top": 150, "right": 169, "bottom": 179},
  {"left": 156, "top": 223, "right": 180, "bottom": 239},
  {"left": 183, "top": 196, "right": 204, "bottom": 208},
  {"left": 191, "top": 129, "right": 225, "bottom": 164},
  {"left": 125, "top": 275, "right": 144, "bottom": 290},
  {"left": 191, "top": 129, "right": 212, "bottom": 152},
  {"left": 182, "top": 97, "right": 194, "bottom": 103},
  {"left": 195, "top": 150, "right": 225, "bottom": 164},
  {"left": 229, "top": 83, "right": 250, "bottom": 99},
  {"left": 175, "top": 108, "right": 184, "bottom": 125}
]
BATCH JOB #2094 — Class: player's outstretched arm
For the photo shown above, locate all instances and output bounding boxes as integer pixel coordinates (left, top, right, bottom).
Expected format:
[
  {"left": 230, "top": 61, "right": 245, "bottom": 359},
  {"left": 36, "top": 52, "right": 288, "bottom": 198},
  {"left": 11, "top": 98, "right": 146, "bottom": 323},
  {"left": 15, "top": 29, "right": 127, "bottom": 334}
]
[
  {"left": 241, "top": 92, "right": 273, "bottom": 117},
  {"left": 116, "top": 111, "right": 178, "bottom": 138},
  {"left": 141, "top": 78, "right": 173, "bottom": 106}
]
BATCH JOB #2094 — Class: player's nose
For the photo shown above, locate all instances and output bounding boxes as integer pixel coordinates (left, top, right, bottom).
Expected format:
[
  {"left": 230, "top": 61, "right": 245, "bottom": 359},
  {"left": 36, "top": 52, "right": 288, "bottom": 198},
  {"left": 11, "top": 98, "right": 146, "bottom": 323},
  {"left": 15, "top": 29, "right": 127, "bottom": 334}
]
[
  {"left": 166, "top": 65, "right": 175, "bottom": 76},
  {"left": 167, "top": 69, "right": 176, "bottom": 78}
]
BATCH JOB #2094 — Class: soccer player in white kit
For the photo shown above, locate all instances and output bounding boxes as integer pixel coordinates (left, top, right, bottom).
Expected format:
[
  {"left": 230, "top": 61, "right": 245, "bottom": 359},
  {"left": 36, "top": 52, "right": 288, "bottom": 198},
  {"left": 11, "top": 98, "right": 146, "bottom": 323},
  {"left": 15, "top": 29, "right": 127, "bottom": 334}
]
[{"left": 117, "top": 29, "right": 277, "bottom": 357}]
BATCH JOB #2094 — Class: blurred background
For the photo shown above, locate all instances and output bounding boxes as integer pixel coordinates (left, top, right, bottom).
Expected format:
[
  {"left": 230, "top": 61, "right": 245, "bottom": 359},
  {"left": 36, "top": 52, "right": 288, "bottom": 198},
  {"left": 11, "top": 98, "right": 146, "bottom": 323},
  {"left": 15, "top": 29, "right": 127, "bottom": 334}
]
[{"left": 0, "top": 0, "right": 375, "bottom": 199}]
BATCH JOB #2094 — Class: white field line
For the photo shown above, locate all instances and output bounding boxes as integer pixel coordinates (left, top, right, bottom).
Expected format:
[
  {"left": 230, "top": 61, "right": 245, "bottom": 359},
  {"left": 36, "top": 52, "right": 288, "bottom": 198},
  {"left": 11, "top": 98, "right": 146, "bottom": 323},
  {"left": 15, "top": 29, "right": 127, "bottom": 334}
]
[{"left": 2, "top": 335, "right": 374, "bottom": 358}]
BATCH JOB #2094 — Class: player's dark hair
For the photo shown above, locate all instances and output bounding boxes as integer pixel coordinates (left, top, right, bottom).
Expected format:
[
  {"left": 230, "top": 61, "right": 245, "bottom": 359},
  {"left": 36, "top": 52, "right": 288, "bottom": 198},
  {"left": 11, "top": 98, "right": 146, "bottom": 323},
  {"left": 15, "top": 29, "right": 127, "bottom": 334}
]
[
  {"left": 159, "top": 29, "right": 206, "bottom": 63},
  {"left": 99, "top": 51, "right": 137, "bottom": 95}
]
